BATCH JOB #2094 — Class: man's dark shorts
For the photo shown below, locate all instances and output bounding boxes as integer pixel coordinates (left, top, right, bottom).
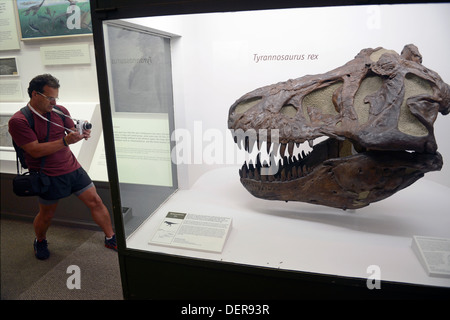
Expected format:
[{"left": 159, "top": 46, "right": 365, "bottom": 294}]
[{"left": 38, "top": 167, "right": 94, "bottom": 205}]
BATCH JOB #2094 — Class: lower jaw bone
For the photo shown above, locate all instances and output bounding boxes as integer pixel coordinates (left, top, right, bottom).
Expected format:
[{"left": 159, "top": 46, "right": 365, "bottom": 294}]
[{"left": 239, "top": 138, "right": 443, "bottom": 210}]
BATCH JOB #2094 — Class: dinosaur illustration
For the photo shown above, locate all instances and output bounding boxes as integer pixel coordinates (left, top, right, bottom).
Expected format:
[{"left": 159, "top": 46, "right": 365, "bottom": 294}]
[
  {"left": 28, "top": 21, "right": 41, "bottom": 33},
  {"left": 228, "top": 44, "right": 450, "bottom": 210},
  {"left": 164, "top": 221, "right": 178, "bottom": 227},
  {"left": 24, "top": 0, "right": 45, "bottom": 16}
]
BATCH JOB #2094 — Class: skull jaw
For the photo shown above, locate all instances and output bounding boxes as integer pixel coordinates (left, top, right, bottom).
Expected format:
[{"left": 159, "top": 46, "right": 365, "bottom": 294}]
[{"left": 239, "top": 139, "right": 443, "bottom": 210}]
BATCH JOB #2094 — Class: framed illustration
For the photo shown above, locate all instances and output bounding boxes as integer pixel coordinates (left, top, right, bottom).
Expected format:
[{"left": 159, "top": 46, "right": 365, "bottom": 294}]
[
  {"left": 0, "top": 57, "right": 19, "bottom": 76},
  {"left": 0, "top": 113, "right": 14, "bottom": 150},
  {"left": 15, "top": 0, "right": 92, "bottom": 40}
]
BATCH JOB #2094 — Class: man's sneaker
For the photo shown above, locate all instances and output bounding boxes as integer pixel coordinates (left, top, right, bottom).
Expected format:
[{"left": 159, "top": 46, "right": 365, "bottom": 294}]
[
  {"left": 105, "top": 234, "right": 117, "bottom": 251},
  {"left": 34, "top": 239, "right": 50, "bottom": 260}
]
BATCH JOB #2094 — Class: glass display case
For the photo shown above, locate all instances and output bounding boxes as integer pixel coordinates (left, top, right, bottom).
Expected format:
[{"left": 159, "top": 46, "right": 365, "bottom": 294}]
[
  {"left": 102, "top": 20, "right": 178, "bottom": 236},
  {"left": 91, "top": 1, "right": 450, "bottom": 299}
]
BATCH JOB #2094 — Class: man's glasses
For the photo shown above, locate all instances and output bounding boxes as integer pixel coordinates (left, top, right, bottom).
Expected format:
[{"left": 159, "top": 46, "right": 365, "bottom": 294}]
[{"left": 37, "top": 91, "right": 59, "bottom": 102}]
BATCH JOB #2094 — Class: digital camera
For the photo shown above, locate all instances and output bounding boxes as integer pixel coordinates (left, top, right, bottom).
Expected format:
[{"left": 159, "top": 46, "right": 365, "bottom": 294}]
[{"left": 75, "top": 120, "right": 92, "bottom": 134}]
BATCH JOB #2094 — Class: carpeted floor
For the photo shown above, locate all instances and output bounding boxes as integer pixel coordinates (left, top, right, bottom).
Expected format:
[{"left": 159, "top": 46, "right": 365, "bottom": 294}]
[{"left": 1, "top": 217, "right": 123, "bottom": 300}]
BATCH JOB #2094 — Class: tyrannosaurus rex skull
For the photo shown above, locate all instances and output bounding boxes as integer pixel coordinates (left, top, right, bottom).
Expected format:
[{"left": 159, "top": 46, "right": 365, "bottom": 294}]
[{"left": 228, "top": 44, "right": 450, "bottom": 210}]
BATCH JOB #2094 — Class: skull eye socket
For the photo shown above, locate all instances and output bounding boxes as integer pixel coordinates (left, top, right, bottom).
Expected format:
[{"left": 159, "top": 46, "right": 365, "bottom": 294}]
[
  {"left": 354, "top": 75, "right": 383, "bottom": 124},
  {"left": 280, "top": 104, "right": 297, "bottom": 118},
  {"left": 398, "top": 73, "right": 432, "bottom": 137},
  {"left": 234, "top": 97, "right": 262, "bottom": 114}
]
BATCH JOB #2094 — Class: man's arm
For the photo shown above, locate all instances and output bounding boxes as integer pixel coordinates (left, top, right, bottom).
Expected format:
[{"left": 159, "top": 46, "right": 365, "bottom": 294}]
[{"left": 21, "top": 129, "right": 89, "bottom": 159}]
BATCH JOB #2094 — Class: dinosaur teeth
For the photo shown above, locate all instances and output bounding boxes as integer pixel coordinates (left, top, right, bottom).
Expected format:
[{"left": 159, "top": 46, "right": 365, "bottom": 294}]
[
  {"left": 237, "top": 136, "right": 342, "bottom": 182},
  {"left": 288, "top": 142, "right": 294, "bottom": 155},
  {"left": 280, "top": 143, "right": 286, "bottom": 157},
  {"left": 239, "top": 149, "right": 313, "bottom": 181},
  {"left": 236, "top": 137, "right": 289, "bottom": 158},
  {"left": 233, "top": 131, "right": 330, "bottom": 181}
]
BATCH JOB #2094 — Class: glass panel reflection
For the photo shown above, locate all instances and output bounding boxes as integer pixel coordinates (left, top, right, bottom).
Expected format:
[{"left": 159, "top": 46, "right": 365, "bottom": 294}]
[{"left": 103, "top": 22, "right": 177, "bottom": 238}]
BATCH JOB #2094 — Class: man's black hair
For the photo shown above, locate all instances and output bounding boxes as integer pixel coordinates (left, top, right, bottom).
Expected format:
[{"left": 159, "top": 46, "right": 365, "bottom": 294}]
[{"left": 27, "top": 74, "right": 60, "bottom": 98}]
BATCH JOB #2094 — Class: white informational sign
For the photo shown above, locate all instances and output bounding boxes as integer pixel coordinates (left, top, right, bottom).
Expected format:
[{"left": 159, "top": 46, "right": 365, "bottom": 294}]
[
  {"left": 40, "top": 44, "right": 91, "bottom": 65},
  {"left": 0, "top": 79, "right": 22, "bottom": 101},
  {"left": 113, "top": 114, "right": 173, "bottom": 187},
  {"left": 150, "top": 212, "right": 232, "bottom": 253},
  {"left": 88, "top": 132, "right": 108, "bottom": 181},
  {"left": 412, "top": 236, "right": 450, "bottom": 278},
  {"left": 0, "top": 0, "right": 20, "bottom": 50}
]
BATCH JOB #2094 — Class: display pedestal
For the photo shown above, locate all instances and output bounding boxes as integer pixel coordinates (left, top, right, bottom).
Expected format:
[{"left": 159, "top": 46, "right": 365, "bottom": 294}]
[{"left": 121, "top": 167, "right": 450, "bottom": 299}]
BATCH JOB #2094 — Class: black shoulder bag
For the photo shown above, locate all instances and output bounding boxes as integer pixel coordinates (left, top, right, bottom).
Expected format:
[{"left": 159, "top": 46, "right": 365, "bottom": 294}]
[{"left": 12, "top": 111, "right": 51, "bottom": 197}]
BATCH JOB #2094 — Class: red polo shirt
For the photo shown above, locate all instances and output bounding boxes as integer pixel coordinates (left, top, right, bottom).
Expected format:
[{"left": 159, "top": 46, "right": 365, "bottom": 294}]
[{"left": 8, "top": 105, "right": 81, "bottom": 176}]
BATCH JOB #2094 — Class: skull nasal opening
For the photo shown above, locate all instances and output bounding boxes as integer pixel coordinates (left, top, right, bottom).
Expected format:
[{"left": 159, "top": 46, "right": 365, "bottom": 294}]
[{"left": 233, "top": 97, "right": 262, "bottom": 114}]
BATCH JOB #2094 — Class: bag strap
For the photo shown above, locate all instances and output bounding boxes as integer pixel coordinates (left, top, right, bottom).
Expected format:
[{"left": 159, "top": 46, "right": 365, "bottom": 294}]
[
  {"left": 15, "top": 147, "right": 20, "bottom": 174},
  {"left": 15, "top": 106, "right": 50, "bottom": 174},
  {"left": 21, "top": 106, "right": 34, "bottom": 130},
  {"left": 14, "top": 107, "right": 34, "bottom": 174}
]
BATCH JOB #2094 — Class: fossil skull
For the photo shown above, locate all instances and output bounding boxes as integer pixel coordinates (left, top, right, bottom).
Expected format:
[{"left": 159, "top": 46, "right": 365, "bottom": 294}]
[{"left": 228, "top": 44, "right": 450, "bottom": 210}]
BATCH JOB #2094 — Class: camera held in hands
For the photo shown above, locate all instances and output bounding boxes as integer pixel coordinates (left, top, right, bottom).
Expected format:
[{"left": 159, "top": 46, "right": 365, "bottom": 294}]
[{"left": 75, "top": 120, "right": 92, "bottom": 134}]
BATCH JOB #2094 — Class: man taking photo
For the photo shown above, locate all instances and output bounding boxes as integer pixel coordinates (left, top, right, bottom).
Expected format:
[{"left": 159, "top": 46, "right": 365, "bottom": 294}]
[{"left": 8, "top": 74, "right": 117, "bottom": 260}]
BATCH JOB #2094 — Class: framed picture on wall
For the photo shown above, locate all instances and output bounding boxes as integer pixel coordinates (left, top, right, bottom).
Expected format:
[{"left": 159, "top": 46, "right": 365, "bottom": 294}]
[
  {"left": 0, "top": 57, "right": 19, "bottom": 76},
  {"left": 0, "top": 113, "right": 14, "bottom": 150},
  {"left": 15, "top": 0, "right": 92, "bottom": 40},
  {"left": 0, "top": 111, "right": 18, "bottom": 163}
]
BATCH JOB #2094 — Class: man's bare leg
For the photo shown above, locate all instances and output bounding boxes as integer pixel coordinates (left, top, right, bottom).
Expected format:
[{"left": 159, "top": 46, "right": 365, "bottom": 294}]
[
  {"left": 34, "top": 202, "right": 58, "bottom": 240},
  {"left": 77, "top": 186, "right": 114, "bottom": 238},
  {"left": 33, "top": 202, "right": 57, "bottom": 259}
]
